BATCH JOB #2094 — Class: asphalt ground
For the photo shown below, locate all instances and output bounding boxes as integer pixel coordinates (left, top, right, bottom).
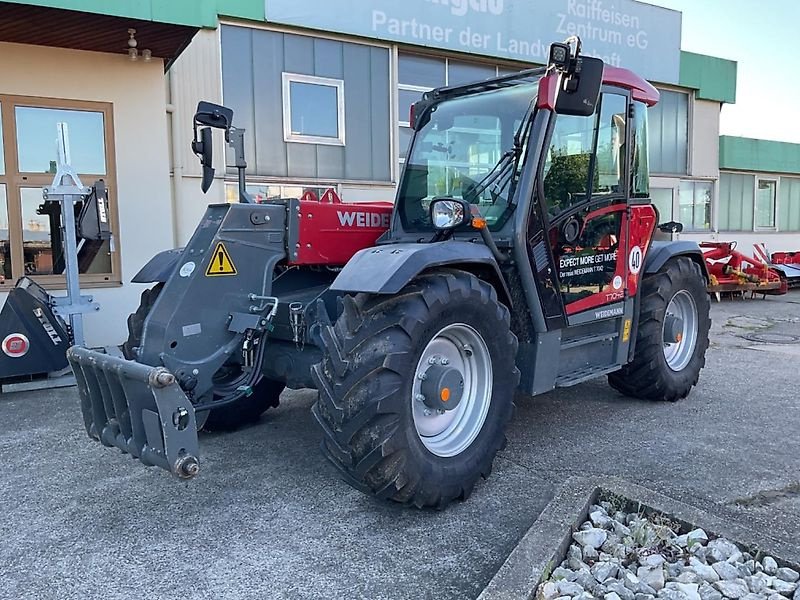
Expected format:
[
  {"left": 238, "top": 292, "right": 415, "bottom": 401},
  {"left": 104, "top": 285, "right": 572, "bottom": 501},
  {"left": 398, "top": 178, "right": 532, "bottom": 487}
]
[{"left": 2, "top": 291, "right": 800, "bottom": 599}]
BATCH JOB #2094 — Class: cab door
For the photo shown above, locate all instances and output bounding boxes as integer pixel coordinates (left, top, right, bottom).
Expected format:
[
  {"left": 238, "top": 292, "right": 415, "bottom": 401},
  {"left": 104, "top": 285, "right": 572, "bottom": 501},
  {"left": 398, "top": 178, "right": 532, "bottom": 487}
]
[{"left": 536, "top": 91, "right": 634, "bottom": 321}]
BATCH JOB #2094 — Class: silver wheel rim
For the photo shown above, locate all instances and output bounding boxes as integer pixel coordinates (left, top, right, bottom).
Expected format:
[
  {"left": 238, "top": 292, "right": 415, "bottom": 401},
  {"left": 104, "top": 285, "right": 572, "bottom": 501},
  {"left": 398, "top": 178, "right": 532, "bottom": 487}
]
[
  {"left": 411, "top": 324, "right": 492, "bottom": 458},
  {"left": 663, "top": 290, "right": 698, "bottom": 372}
]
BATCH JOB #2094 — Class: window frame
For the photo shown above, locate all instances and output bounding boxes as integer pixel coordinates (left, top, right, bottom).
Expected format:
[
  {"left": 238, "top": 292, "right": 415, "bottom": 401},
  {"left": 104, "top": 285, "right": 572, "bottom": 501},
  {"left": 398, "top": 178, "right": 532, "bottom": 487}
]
[
  {"left": 678, "top": 179, "right": 714, "bottom": 232},
  {"left": 223, "top": 179, "right": 341, "bottom": 204},
  {"left": 395, "top": 51, "right": 524, "bottom": 173},
  {"left": 281, "top": 72, "right": 345, "bottom": 146},
  {"left": 0, "top": 95, "right": 120, "bottom": 289},
  {"left": 647, "top": 87, "right": 691, "bottom": 177},
  {"left": 754, "top": 177, "right": 778, "bottom": 231}
]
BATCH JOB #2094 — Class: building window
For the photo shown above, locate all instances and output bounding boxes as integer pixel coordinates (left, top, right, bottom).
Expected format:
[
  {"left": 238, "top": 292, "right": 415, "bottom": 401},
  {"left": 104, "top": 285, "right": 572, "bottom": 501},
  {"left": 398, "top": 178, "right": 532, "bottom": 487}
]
[
  {"left": 648, "top": 90, "right": 689, "bottom": 175},
  {"left": 0, "top": 96, "right": 119, "bottom": 288},
  {"left": 282, "top": 73, "right": 345, "bottom": 146},
  {"left": 397, "top": 52, "right": 518, "bottom": 168},
  {"left": 679, "top": 180, "right": 712, "bottom": 231},
  {"left": 650, "top": 188, "right": 674, "bottom": 223},
  {"left": 755, "top": 179, "right": 777, "bottom": 229},
  {"left": 224, "top": 182, "right": 338, "bottom": 204}
]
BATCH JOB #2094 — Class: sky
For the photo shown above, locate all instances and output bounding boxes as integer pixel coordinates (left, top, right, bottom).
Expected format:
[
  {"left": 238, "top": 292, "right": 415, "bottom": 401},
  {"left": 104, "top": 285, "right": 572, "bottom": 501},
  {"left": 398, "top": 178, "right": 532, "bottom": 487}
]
[{"left": 652, "top": 0, "right": 800, "bottom": 143}]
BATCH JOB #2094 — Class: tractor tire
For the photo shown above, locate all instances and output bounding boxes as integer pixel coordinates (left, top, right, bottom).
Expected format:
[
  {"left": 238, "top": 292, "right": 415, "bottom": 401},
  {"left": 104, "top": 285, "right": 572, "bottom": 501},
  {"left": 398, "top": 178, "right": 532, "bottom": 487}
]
[
  {"left": 312, "top": 270, "right": 519, "bottom": 509},
  {"left": 122, "top": 283, "right": 163, "bottom": 360},
  {"left": 201, "top": 378, "right": 284, "bottom": 432},
  {"left": 609, "top": 257, "right": 710, "bottom": 401},
  {"left": 122, "top": 283, "right": 283, "bottom": 431}
]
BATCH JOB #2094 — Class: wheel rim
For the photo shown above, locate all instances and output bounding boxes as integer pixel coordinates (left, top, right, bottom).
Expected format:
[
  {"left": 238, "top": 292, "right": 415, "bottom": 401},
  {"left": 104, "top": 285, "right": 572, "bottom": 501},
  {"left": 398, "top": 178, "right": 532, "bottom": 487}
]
[
  {"left": 411, "top": 324, "right": 492, "bottom": 458},
  {"left": 662, "top": 290, "right": 698, "bottom": 372}
]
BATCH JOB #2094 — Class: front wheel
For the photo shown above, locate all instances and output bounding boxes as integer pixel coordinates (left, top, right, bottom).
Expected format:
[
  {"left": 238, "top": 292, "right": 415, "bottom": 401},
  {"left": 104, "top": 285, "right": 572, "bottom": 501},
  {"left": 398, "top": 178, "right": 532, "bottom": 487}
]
[
  {"left": 312, "top": 270, "right": 519, "bottom": 508},
  {"left": 609, "top": 257, "right": 710, "bottom": 401}
]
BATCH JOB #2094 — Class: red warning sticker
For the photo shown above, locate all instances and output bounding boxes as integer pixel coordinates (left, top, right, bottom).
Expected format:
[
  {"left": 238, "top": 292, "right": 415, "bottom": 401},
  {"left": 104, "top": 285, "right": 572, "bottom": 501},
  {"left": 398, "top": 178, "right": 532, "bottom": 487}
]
[{"left": 2, "top": 333, "right": 30, "bottom": 358}]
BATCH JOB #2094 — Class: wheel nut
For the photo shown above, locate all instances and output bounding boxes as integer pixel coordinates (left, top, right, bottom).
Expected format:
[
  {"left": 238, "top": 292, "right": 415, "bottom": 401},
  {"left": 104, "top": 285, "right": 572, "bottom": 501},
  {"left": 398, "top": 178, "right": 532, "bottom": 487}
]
[
  {"left": 441, "top": 358, "right": 449, "bottom": 365},
  {"left": 415, "top": 394, "right": 426, "bottom": 403},
  {"left": 428, "top": 356, "right": 437, "bottom": 365},
  {"left": 417, "top": 372, "right": 427, "bottom": 381},
  {"left": 423, "top": 408, "right": 432, "bottom": 417}
]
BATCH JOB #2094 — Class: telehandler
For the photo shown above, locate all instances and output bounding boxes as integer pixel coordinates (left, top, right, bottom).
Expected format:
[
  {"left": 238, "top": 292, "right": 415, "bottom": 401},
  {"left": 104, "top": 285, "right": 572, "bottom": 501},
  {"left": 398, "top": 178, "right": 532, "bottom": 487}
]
[{"left": 69, "top": 39, "right": 710, "bottom": 508}]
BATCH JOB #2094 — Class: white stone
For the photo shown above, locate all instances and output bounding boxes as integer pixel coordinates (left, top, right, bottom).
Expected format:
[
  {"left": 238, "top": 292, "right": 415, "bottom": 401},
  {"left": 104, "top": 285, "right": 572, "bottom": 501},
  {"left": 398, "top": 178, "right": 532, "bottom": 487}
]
[
  {"left": 699, "top": 583, "right": 724, "bottom": 600},
  {"left": 606, "top": 593, "right": 623, "bottom": 600},
  {"left": 708, "top": 540, "right": 740, "bottom": 563},
  {"left": 643, "top": 555, "right": 667, "bottom": 568},
  {"left": 574, "top": 528, "right": 608, "bottom": 549},
  {"left": 624, "top": 572, "right": 642, "bottom": 591},
  {"left": 679, "top": 572, "right": 704, "bottom": 585},
  {"left": 553, "top": 567, "right": 577, "bottom": 581},
  {"left": 688, "top": 529, "right": 709, "bottom": 544},
  {"left": 772, "top": 579, "right": 798, "bottom": 595},
  {"left": 593, "top": 562, "right": 620, "bottom": 583},
  {"left": 777, "top": 568, "right": 800, "bottom": 584},
  {"left": 690, "top": 562, "right": 720, "bottom": 583},
  {"left": 583, "top": 546, "right": 599, "bottom": 562},
  {"left": 591, "top": 510, "right": 614, "bottom": 529},
  {"left": 539, "top": 581, "right": 560, "bottom": 600},
  {"left": 714, "top": 562, "right": 742, "bottom": 581},
  {"left": 763, "top": 558, "right": 778, "bottom": 576},
  {"left": 639, "top": 566, "right": 666, "bottom": 592},
  {"left": 658, "top": 589, "right": 691, "bottom": 600},
  {"left": 557, "top": 580, "right": 585, "bottom": 596},
  {"left": 747, "top": 573, "right": 771, "bottom": 593},
  {"left": 713, "top": 579, "right": 750, "bottom": 599},
  {"left": 667, "top": 583, "right": 702, "bottom": 600}
]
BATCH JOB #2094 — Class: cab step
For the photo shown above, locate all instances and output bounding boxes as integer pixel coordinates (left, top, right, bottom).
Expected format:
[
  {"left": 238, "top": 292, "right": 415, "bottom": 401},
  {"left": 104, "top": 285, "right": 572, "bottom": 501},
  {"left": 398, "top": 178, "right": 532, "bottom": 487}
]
[{"left": 555, "top": 363, "right": 620, "bottom": 387}]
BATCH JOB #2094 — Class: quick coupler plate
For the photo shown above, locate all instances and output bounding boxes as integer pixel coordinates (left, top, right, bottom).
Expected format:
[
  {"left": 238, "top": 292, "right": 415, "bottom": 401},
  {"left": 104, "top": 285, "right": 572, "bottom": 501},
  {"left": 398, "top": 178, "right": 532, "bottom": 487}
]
[{"left": 66, "top": 346, "right": 200, "bottom": 479}]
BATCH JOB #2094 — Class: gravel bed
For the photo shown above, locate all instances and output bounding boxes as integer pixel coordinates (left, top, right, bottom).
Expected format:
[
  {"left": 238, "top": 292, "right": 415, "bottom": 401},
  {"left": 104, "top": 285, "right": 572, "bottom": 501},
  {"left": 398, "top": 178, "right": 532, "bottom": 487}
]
[{"left": 537, "top": 499, "right": 800, "bottom": 600}]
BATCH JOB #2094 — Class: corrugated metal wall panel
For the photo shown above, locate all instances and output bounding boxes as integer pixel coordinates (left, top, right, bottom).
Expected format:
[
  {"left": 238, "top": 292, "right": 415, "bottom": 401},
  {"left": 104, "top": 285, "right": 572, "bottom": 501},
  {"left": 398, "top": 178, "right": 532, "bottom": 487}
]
[{"left": 221, "top": 25, "right": 391, "bottom": 183}]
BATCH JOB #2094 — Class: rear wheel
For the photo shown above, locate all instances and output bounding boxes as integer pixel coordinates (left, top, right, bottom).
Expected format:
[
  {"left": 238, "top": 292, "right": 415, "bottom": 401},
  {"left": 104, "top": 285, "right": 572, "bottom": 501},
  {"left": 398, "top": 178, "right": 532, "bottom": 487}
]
[
  {"left": 123, "top": 284, "right": 284, "bottom": 430},
  {"left": 312, "top": 270, "right": 519, "bottom": 508},
  {"left": 609, "top": 257, "right": 710, "bottom": 401}
]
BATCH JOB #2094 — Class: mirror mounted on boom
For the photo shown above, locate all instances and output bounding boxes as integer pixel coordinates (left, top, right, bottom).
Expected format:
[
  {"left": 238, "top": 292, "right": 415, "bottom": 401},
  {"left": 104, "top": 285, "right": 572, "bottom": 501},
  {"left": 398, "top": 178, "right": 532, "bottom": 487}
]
[
  {"left": 547, "top": 37, "right": 603, "bottom": 117},
  {"left": 191, "top": 102, "right": 251, "bottom": 202}
]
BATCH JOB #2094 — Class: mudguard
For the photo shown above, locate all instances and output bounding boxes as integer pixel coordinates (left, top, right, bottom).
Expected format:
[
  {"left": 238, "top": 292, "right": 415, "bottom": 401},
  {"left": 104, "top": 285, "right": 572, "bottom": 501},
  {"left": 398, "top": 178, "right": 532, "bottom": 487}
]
[
  {"left": 132, "top": 248, "right": 184, "bottom": 284},
  {"left": 645, "top": 240, "right": 709, "bottom": 278},
  {"left": 330, "top": 241, "right": 511, "bottom": 303}
]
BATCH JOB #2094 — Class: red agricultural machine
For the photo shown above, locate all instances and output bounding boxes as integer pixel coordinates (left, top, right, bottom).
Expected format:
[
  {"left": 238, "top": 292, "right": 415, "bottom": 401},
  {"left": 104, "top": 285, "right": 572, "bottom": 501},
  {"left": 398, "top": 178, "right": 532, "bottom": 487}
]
[
  {"left": 763, "top": 245, "right": 800, "bottom": 288},
  {"left": 67, "top": 39, "right": 712, "bottom": 508},
  {"left": 701, "top": 241, "right": 787, "bottom": 299}
]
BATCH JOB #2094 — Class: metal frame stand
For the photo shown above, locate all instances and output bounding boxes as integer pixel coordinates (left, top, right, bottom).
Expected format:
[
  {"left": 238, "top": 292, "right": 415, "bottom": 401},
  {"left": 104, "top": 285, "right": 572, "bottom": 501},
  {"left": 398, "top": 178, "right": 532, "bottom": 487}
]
[{"left": 43, "top": 123, "right": 99, "bottom": 347}]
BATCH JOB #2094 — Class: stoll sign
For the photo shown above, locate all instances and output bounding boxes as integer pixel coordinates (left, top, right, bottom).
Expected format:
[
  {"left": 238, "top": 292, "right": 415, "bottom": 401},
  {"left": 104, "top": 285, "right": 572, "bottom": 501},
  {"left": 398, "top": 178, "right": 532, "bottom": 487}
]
[{"left": 264, "top": 0, "right": 682, "bottom": 83}]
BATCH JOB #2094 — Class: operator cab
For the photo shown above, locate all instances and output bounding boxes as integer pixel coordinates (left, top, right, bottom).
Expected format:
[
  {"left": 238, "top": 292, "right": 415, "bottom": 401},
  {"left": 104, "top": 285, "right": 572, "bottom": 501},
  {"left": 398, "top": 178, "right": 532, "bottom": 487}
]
[{"left": 395, "top": 38, "right": 659, "bottom": 329}]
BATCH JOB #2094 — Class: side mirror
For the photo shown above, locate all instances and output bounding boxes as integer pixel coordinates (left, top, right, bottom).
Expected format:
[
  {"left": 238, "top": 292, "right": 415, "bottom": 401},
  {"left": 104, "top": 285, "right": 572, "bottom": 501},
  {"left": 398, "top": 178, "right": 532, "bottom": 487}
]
[
  {"left": 194, "top": 101, "right": 233, "bottom": 130},
  {"left": 191, "top": 127, "right": 214, "bottom": 193},
  {"left": 548, "top": 39, "right": 603, "bottom": 117},
  {"left": 430, "top": 198, "right": 472, "bottom": 230},
  {"left": 658, "top": 221, "right": 684, "bottom": 234}
]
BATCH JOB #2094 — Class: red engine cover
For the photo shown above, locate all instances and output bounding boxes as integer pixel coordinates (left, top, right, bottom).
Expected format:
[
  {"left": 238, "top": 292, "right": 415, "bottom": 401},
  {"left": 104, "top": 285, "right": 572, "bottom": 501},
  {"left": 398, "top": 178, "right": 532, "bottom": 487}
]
[{"left": 289, "top": 189, "right": 393, "bottom": 266}]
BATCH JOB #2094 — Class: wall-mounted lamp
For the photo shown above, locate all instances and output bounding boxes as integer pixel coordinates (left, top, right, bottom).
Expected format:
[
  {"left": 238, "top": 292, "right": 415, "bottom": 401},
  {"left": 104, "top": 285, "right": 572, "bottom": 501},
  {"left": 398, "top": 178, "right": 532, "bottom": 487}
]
[
  {"left": 127, "top": 29, "right": 152, "bottom": 62},
  {"left": 127, "top": 28, "right": 138, "bottom": 60}
]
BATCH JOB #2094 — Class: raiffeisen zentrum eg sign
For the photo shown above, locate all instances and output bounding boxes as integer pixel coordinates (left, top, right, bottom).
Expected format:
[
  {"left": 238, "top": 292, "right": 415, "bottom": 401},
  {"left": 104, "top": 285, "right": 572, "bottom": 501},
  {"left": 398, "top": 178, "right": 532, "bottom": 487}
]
[{"left": 265, "top": 0, "right": 682, "bottom": 84}]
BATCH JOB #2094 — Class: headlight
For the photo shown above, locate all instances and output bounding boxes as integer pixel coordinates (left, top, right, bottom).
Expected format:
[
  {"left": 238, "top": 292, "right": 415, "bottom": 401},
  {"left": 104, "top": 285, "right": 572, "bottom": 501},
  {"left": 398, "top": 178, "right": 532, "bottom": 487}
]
[{"left": 430, "top": 198, "right": 471, "bottom": 230}]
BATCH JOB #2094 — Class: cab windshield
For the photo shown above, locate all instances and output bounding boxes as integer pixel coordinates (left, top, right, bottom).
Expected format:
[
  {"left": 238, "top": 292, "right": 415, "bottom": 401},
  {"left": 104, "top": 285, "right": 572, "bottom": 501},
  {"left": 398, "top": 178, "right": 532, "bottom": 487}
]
[{"left": 397, "top": 81, "right": 539, "bottom": 232}]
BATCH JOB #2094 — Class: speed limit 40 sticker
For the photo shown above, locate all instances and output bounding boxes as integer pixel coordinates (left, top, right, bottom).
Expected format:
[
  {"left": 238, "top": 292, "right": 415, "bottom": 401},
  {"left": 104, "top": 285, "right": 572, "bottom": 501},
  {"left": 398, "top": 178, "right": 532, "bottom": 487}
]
[{"left": 629, "top": 246, "right": 643, "bottom": 275}]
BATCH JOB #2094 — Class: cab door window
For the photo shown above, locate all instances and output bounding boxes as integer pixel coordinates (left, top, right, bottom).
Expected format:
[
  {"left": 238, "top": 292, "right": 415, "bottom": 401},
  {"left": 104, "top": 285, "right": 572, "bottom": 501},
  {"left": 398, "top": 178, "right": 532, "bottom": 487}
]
[{"left": 542, "top": 93, "right": 630, "bottom": 311}]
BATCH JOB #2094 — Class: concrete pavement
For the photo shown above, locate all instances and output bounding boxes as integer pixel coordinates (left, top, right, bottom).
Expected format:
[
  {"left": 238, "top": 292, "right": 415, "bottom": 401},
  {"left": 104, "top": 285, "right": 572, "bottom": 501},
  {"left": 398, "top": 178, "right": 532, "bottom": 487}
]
[{"left": 2, "top": 292, "right": 799, "bottom": 599}]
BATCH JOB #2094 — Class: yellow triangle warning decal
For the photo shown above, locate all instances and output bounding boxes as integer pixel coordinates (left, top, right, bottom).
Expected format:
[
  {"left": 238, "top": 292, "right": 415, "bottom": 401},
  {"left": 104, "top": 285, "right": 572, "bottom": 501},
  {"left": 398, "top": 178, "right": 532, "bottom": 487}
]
[{"left": 205, "top": 242, "right": 238, "bottom": 276}]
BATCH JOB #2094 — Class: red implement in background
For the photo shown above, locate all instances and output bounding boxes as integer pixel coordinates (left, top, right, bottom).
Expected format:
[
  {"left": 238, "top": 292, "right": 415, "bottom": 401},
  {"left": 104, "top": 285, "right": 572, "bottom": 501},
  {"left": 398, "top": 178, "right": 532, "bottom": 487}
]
[
  {"left": 289, "top": 189, "right": 393, "bottom": 266},
  {"left": 701, "top": 241, "right": 787, "bottom": 298}
]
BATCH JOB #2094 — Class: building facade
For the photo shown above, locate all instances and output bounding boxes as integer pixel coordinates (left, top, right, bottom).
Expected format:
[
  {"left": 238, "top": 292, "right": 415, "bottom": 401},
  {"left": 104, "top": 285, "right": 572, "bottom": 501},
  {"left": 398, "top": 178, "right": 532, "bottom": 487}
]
[{"left": 1, "top": 0, "right": 799, "bottom": 347}]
